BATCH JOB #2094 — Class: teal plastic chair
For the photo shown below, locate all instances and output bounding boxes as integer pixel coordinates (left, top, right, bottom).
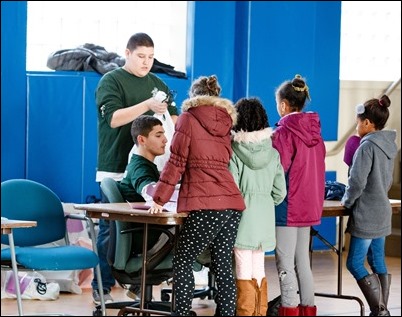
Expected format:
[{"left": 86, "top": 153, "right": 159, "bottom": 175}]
[
  {"left": 96, "top": 177, "right": 175, "bottom": 316},
  {"left": 1, "top": 179, "right": 106, "bottom": 316}
]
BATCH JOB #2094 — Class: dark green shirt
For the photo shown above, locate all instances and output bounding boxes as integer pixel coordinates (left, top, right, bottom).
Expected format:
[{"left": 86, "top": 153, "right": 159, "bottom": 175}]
[
  {"left": 96, "top": 68, "right": 178, "bottom": 174},
  {"left": 118, "top": 154, "right": 160, "bottom": 202}
]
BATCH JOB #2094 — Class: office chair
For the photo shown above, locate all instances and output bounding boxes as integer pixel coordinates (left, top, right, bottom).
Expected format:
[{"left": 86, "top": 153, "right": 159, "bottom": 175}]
[
  {"left": 0, "top": 179, "right": 106, "bottom": 316},
  {"left": 94, "top": 177, "right": 175, "bottom": 316}
]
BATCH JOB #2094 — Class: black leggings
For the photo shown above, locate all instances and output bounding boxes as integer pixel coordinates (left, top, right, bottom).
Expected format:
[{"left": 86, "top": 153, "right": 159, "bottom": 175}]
[{"left": 172, "top": 210, "right": 241, "bottom": 316}]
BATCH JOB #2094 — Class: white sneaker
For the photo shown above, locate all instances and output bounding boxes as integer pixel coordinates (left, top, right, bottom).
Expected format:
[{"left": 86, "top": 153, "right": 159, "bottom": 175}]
[{"left": 92, "top": 290, "right": 113, "bottom": 305}]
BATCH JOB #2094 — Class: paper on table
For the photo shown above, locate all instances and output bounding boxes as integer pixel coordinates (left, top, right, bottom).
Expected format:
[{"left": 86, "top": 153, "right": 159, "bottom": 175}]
[{"left": 128, "top": 183, "right": 180, "bottom": 213}]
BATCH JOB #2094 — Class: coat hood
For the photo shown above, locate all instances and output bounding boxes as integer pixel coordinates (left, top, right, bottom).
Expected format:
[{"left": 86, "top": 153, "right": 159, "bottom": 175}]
[
  {"left": 277, "top": 112, "right": 322, "bottom": 148},
  {"left": 231, "top": 128, "right": 275, "bottom": 170},
  {"left": 361, "top": 130, "right": 397, "bottom": 160},
  {"left": 181, "top": 96, "right": 237, "bottom": 137}
]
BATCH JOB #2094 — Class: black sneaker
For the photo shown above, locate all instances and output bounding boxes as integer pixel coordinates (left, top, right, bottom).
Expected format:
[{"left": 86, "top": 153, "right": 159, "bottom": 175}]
[{"left": 92, "top": 289, "right": 113, "bottom": 305}]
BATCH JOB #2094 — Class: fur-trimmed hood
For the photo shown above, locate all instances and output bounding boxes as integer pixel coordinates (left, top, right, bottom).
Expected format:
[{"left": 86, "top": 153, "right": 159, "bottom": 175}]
[
  {"left": 182, "top": 95, "right": 238, "bottom": 126},
  {"left": 231, "top": 128, "right": 277, "bottom": 170},
  {"left": 231, "top": 127, "right": 273, "bottom": 143},
  {"left": 152, "top": 95, "right": 246, "bottom": 213}
]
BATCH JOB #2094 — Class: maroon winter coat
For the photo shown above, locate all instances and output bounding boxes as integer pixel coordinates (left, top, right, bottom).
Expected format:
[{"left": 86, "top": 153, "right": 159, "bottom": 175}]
[{"left": 152, "top": 95, "right": 246, "bottom": 213}]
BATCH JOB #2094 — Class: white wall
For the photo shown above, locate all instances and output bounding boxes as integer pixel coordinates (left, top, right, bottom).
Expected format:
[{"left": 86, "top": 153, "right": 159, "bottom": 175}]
[{"left": 325, "top": 80, "right": 401, "bottom": 185}]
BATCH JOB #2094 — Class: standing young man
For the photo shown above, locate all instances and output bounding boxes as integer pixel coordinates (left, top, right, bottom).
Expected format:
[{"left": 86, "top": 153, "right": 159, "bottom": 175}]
[{"left": 92, "top": 32, "right": 178, "bottom": 304}]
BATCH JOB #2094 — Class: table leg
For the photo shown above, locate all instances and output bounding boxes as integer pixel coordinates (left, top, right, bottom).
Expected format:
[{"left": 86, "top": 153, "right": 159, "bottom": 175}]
[
  {"left": 139, "top": 223, "right": 148, "bottom": 311},
  {"left": 118, "top": 223, "right": 171, "bottom": 316},
  {"left": 8, "top": 231, "right": 24, "bottom": 316},
  {"left": 313, "top": 216, "right": 366, "bottom": 316},
  {"left": 338, "top": 216, "right": 343, "bottom": 295}
]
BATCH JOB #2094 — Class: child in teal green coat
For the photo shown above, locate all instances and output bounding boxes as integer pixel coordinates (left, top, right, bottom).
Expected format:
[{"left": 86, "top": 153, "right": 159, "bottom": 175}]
[{"left": 229, "top": 97, "right": 286, "bottom": 316}]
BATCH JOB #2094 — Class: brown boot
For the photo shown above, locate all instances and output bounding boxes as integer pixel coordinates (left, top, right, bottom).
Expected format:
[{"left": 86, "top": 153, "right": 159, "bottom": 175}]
[
  {"left": 254, "top": 278, "right": 268, "bottom": 316},
  {"left": 236, "top": 279, "right": 257, "bottom": 316},
  {"left": 378, "top": 274, "right": 391, "bottom": 307},
  {"left": 299, "top": 305, "right": 317, "bottom": 316},
  {"left": 278, "top": 306, "right": 299, "bottom": 316},
  {"left": 357, "top": 274, "right": 389, "bottom": 316}
]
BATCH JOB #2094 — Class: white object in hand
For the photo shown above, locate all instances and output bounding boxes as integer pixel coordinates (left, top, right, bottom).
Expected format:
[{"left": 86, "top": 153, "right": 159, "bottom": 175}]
[{"left": 153, "top": 90, "right": 167, "bottom": 102}]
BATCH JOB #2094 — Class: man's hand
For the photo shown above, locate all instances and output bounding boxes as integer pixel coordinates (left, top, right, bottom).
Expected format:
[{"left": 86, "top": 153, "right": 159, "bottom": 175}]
[
  {"left": 147, "top": 97, "right": 168, "bottom": 114},
  {"left": 148, "top": 201, "right": 164, "bottom": 214}
]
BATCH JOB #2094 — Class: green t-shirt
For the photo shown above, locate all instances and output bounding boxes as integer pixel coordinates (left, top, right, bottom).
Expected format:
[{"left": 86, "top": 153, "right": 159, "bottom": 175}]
[
  {"left": 96, "top": 68, "right": 178, "bottom": 174},
  {"left": 118, "top": 154, "right": 160, "bottom": 202},
  {"left": 118, "top": 154, "right": 164, "bottom": 249}
]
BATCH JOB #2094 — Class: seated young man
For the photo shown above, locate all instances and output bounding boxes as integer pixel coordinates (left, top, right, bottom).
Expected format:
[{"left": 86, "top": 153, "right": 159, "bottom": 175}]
[
  {"left": 119, "top": 115, "right": 168, "bottom": 202},
  {"left": 117, "top": 114, "right": 170, "bottom": 299}
]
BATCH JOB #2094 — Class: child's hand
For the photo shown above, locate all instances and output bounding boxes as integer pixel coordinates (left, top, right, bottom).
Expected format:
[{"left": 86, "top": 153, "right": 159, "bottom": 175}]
[{"left": 148, "top": 201, "right": 164, "bottom": 214}]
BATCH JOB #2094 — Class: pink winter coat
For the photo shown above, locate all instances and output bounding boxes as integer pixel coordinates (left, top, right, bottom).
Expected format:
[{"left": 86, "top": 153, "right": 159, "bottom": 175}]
[
  {"left": 272, "top": 112, "right": 326, "bottom": 227},
  {"left": 152, "top": 95, "right": 246, "bottom": 213}
]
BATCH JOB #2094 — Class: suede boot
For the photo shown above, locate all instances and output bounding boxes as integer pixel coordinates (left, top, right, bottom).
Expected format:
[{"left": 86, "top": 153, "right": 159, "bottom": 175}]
[
  {"left": 278, "top": 306, "right": 299, "bottom": 316},
  {"left": 236, "top": 279, "right": 257, "bottom": 316},
  {"left": 357, "top": 274, "right": 389, "bottom": 316},
  {"left": 299, "top": 305, "right": 317, "bottom": 316},
  {"left": 254, "top": 277, "right": 268, "bottom": 316}
]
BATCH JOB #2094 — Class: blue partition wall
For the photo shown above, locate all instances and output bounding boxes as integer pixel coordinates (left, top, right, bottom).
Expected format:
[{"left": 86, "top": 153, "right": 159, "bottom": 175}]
[
  {"left": 25, "top": 72, "right": 190, "bottom": 203},
  {"left": 1, "top": 1, "right": 27, "bottom": 181}
]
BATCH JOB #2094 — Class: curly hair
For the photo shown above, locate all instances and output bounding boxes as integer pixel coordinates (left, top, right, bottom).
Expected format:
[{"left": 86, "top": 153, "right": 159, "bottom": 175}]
[
  {"left": 189, "top": 75, "right": 221, "bottom": 97},
  {"left": 233, "top": 97, "right": 269, "bottom": 132}
]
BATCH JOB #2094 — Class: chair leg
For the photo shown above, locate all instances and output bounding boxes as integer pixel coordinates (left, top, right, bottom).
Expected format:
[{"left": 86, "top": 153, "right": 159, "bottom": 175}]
[{"left": 94, "top": 264, "right": 106, "bottom": 316}]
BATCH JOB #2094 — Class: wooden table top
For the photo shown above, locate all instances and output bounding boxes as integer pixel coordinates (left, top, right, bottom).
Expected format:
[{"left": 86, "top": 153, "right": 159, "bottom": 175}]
[
  {"left": 322, "top": 199, "right": 401, "bottom": 217},
  {"left": 1, "top": 219, "right": 37, "bottom": 234},
  {"left": 73, "top": 199, "right": 401, "bottom": 222},
  {"left": 74, "top": 202, "right": 187, "bottom": 225}
]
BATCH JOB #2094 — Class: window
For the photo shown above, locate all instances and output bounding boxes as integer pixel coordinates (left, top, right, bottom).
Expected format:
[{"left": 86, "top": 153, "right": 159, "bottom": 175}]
[
  {"left": 340, "top": 1, "right": 401, "bottom": 81},
  {"left": 27, "top": 1, "right": 401, "bottom": 81},
  {"left": 26, "top": 1, "right": 188, "bottom": 73}
]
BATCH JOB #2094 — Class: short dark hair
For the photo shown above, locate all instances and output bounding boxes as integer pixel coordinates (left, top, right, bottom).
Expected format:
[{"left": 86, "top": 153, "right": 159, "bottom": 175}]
[
  {"left": 131, "top": 115, "right": 162, "bottom": 146},
  {"left": 233, "top": 97, "right": 269, "bottom": 132},
  {"left": 126, "top": 33, "right": 154, "bottom": 52}
]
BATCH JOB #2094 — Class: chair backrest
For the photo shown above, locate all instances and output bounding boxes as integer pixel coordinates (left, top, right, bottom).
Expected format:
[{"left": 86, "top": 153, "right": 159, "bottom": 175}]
[
  {"left": 100, "top": 177, "right": 124, "bottom": 203},
  {"left": 100, "top": 177, "right": 133, "bottom": 269},
  {"left": 1, "top": 179, "right": 66, "bottom": 246},
  {"left": 100, "top": 178, "right": 174, "bottom": 283}
]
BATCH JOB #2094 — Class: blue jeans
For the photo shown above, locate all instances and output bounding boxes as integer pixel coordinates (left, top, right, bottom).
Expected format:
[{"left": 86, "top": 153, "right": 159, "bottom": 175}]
[
  {"left": 91, "top": 189, "right": 116, "bottom": 293},
  {"left": 346, "top": 235, "right": 387, "bottom": 280}
]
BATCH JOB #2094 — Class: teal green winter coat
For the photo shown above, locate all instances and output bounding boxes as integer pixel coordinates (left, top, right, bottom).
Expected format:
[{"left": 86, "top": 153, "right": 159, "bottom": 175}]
[{"left": 229, "top": 128, "right": 286, "bottom": 252}]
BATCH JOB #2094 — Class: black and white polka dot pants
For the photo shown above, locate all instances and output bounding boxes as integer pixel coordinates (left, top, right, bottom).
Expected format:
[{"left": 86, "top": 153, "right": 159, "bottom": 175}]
[{"left": 172, "top": 210, "right": 241, "bottom": 316}]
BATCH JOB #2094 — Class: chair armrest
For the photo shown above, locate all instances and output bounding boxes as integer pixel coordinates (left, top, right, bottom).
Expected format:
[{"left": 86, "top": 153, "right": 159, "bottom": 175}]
[
  {"left": 144, "top": 227, "right": 175, "bottom": 272},
  {"left": 64, "top": 213, "right": 98, "bottom": 255},
  {"left": 118, "top": 225, "right": 175, "bottom": 272}
]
